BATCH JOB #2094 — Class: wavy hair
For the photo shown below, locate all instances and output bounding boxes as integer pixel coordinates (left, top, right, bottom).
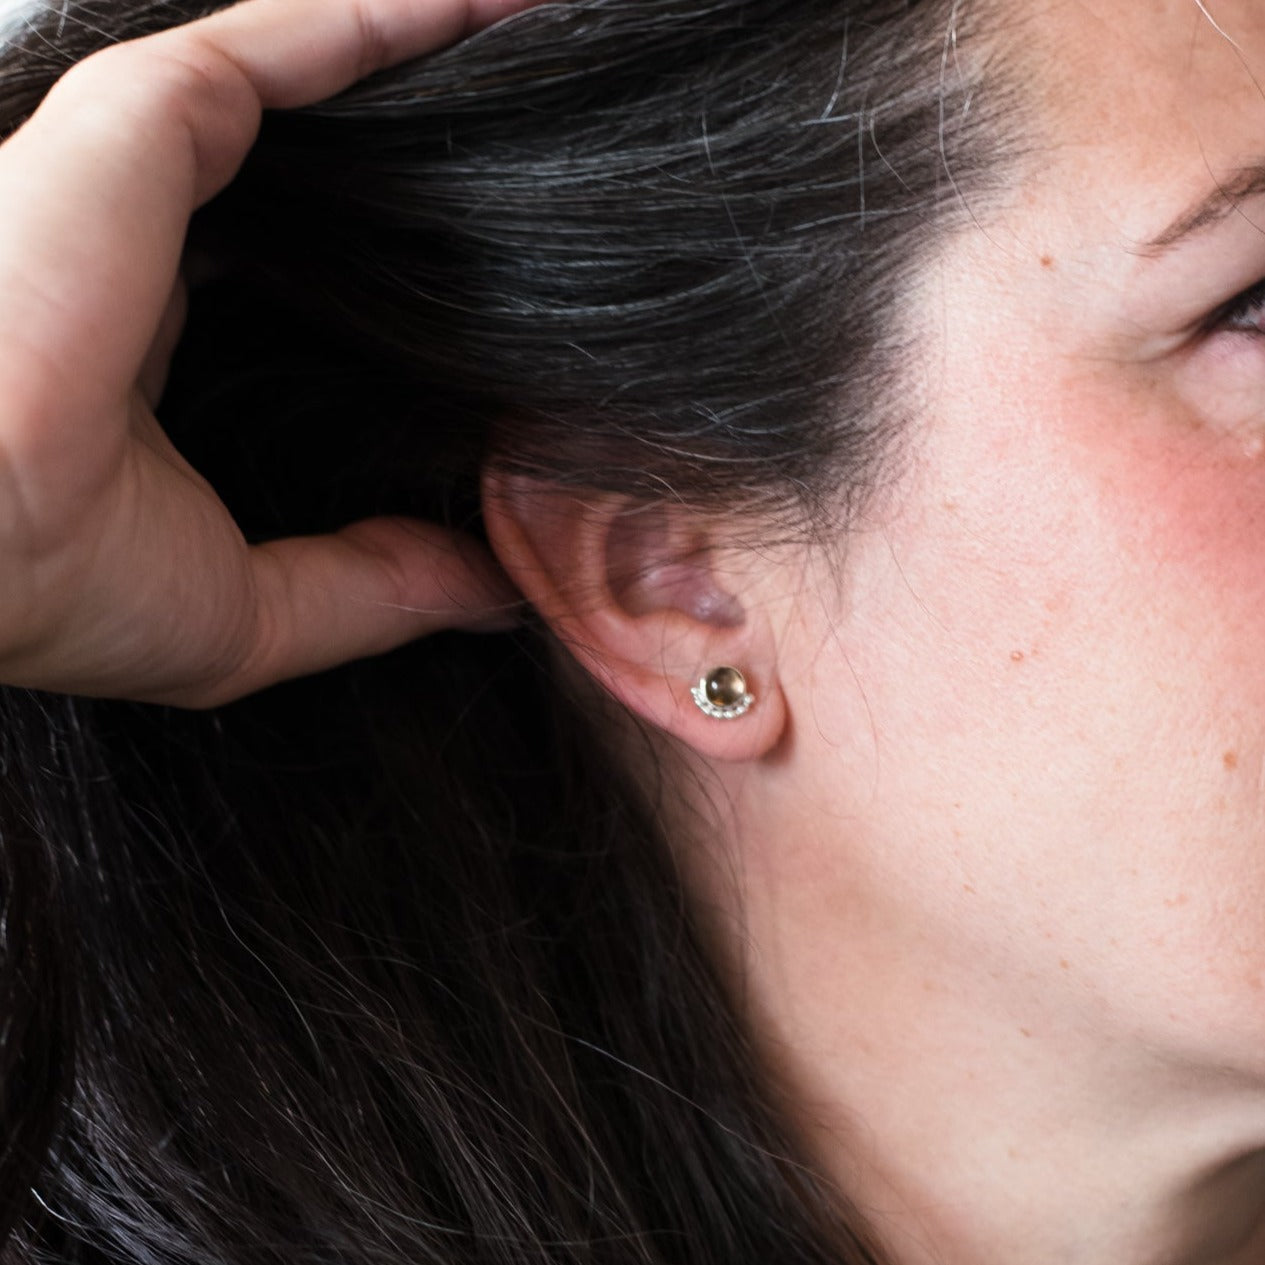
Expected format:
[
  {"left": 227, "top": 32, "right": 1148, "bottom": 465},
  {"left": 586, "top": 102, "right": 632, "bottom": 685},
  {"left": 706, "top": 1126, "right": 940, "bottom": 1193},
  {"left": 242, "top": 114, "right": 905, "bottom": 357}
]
[{"left": 0, "top": 2, "right": 1008, "bottom": 1262}]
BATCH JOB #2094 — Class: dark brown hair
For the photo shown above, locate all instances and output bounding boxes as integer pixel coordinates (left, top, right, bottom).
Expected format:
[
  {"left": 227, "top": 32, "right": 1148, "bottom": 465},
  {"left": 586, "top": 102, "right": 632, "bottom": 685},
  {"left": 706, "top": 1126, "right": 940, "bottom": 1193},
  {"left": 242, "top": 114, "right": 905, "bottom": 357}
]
[{"left": 0, "top": 3, "right": 1006, "bottom": 1261}]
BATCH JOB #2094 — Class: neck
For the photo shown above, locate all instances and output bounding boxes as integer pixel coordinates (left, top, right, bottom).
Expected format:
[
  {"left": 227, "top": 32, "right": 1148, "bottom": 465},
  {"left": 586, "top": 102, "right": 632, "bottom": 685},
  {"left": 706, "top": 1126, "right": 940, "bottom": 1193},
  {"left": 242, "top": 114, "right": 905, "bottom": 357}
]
[
  {"left": 769, "top": 990, "right": 1265, "bottom": 1265},
  {"left": 676, "top": 784, "right": 1265, "bottom": 1265}
]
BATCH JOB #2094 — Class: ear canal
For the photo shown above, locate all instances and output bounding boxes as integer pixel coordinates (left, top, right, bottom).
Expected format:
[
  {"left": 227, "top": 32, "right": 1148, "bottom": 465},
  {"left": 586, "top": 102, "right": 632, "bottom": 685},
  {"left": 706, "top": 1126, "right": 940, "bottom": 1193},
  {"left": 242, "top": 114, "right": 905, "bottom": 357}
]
[
  {"left": 605, "top": 504, "right": 744, "bottom": 628},
  {"left": 624, "top": 560, "right": 745, "bottom": 627}
]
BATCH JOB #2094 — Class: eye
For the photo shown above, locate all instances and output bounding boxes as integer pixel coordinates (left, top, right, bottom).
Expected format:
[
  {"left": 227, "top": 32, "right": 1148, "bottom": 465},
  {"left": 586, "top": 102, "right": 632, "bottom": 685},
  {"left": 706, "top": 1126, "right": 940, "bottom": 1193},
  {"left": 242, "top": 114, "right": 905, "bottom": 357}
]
[{"left": 1211, "top": 278, "right": 1265, "bottom": 335}]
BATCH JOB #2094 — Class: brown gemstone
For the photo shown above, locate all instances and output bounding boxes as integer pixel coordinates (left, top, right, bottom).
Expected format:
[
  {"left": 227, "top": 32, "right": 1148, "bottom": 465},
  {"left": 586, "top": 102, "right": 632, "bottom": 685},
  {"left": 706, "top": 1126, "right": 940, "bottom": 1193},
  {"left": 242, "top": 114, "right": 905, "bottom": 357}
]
[{"left": 705, "top": 667, "right": 747, "bottom": 707}]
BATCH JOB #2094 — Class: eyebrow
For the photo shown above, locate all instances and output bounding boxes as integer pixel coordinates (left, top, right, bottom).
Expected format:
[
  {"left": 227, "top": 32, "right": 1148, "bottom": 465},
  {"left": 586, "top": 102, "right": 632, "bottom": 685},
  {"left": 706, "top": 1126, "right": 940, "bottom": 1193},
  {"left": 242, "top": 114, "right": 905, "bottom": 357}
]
[{"left": 1141, "top": 163, "right": 1265, "bottom": 255}]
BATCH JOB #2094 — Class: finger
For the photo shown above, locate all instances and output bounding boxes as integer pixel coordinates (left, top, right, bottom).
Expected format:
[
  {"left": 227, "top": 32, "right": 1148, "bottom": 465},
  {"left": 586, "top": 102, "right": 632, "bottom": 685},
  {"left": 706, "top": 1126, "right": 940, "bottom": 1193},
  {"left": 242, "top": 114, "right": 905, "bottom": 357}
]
[
  {"left": 177, "top": 0, "right": 546, "bottom": 110},
  {"left": 182, "top": 518, "right": 521, "bottom": 707},
  {"left": 139, "top": 274, "right": 189, "bottom": 409},
  {"left": 0, "top": 0, "right": 543, "bottom": 428},
  {"left": 467, "top": 0, "right": 545, "bottom": 25}
]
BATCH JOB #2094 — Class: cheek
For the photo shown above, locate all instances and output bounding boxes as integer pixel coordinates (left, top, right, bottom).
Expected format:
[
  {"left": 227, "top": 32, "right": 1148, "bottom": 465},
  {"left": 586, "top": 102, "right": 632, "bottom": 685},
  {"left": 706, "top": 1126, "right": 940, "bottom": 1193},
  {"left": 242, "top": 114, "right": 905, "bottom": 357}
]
[
  {"left": 1062, "top": 375, "right": 1265, "bottom": 700},
  {"left": 792, "top": 252, "right": 1265, "bottom": 1060},
  {"left": 809, "top": 377, "right": 1265, "bottom": 1034}
]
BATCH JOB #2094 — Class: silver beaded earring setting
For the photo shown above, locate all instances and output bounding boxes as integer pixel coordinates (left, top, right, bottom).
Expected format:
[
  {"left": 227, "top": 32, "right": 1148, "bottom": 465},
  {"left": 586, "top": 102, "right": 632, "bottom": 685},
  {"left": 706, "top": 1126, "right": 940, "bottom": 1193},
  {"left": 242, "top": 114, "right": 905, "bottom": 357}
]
[{"left": 691, "top": 666, "right": 755, "bottom": 720}]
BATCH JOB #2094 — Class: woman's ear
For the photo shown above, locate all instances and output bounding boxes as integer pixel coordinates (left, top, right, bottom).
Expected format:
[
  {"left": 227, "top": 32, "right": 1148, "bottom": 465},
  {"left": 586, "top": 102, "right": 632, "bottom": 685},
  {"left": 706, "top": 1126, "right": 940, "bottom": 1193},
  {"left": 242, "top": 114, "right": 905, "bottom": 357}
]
[{"left": 482, "top": 469, "right": 787, "bottom": 762}]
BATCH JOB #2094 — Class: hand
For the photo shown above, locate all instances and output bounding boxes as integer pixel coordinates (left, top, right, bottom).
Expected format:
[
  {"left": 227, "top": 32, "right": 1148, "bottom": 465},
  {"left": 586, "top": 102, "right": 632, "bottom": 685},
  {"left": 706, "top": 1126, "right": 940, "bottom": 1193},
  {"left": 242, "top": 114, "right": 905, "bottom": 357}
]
[{"left": 0, "top": 0, "right": 531, "bottom": 707}]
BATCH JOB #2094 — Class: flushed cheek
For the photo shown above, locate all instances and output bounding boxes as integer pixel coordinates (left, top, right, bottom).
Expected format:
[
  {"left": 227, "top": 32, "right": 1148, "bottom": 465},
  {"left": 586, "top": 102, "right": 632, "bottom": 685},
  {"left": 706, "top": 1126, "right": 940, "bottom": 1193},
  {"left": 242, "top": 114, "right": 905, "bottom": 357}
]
[
  {"left": 1056, "top": 378, "right": 1265, "bottom": 706},
  {"left": 1026, "top": 385, "right": 1265, "bottom": 973},
  {"left": 856, "top": 383, "right": 1265, "bottom": 940},
  {"left": 832, "top": 343, "right": 1265, "bottom": 802}
]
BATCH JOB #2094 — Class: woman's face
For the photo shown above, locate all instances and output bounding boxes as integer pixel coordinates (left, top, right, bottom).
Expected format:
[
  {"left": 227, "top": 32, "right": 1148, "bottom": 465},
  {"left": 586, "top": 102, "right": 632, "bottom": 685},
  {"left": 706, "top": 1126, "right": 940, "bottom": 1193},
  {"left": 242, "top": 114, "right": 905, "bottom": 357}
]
[{"left": 730, "top": 0, "right": 1265, "bottom": 1100}]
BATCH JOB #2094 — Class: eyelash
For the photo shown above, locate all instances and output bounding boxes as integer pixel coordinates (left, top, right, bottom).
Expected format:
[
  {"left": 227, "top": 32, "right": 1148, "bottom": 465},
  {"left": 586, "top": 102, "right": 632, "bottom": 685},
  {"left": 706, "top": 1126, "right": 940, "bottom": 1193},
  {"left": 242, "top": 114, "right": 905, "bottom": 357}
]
[{"left": 1213, "top": 278, "right": 1265, "bottom": 334}]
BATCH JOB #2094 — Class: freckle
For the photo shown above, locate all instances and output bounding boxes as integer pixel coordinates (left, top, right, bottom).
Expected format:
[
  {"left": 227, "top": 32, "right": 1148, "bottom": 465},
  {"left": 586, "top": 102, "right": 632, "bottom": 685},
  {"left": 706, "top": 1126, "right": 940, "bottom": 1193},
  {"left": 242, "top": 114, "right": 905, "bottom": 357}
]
[
  {"left": 963, "top": 884, "right": 977, "bottom": 895},
  {"left": 1010, "top": 650, "right": 1025, "bottom": 663},
  {"left": 1019, "top": 1028, "right": 1032, "bottom": 1039},
  {"left": 1224, "top": 750, "right": 1239, "bottom": 771},
  {"left": 1059, "top": 958, "right": 1070, "bottom": 970},
  {"left": 1040, "top": 254, "right": 1055, "bottom": 269}
]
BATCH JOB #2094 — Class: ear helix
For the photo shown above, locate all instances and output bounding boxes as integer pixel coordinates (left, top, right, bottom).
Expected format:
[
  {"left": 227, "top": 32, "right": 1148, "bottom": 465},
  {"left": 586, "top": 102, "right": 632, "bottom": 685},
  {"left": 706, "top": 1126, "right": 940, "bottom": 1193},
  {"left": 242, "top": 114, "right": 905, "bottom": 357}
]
[{"left": 690, "top": 666, "right": 755, "bottom": 720}]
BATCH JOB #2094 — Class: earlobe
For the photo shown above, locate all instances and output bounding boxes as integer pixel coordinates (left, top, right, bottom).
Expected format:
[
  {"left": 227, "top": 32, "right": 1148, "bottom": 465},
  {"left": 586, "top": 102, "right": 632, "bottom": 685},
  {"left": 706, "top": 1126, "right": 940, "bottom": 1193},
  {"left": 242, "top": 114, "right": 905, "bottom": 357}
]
[
  {"left": 677, "top": 661, "right": 786, "bottom": 763},
  {"left": 481, "top": 468, "right": 788, "bottom": 762}
]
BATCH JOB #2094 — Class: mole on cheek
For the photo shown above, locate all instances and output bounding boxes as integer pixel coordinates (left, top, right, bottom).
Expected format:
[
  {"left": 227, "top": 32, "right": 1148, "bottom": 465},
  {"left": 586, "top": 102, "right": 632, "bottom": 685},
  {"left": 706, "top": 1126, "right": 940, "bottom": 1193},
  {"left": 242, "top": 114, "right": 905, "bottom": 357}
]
[{"left": 1225, "top": 751, "right": 1240, "bottom": 772}]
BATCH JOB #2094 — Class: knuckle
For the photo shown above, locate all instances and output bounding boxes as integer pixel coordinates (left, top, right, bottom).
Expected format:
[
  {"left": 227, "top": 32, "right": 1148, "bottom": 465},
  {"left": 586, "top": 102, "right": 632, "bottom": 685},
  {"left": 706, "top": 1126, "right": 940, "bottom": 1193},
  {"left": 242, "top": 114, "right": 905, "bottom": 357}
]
[
  {"left": 55, "top": 36, "right": 257, "bottom": 152},
  {"left": 63, "top": 36, "right": 260, "bottom": 198}
]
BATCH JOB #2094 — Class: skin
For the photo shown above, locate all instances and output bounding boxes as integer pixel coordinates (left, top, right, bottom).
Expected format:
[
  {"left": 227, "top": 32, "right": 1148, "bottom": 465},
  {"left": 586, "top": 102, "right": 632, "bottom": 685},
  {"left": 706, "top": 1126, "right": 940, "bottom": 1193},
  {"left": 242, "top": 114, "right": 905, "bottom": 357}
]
[
  {"left": 669, "top": 1, "right": 1265, "bottom": 1262},
  {"left": 11, "top": 0, "right": 1265, "bottom": 1260},
  {"left": 75, "top": 0, "right": 1265, "bottom": 1257}
]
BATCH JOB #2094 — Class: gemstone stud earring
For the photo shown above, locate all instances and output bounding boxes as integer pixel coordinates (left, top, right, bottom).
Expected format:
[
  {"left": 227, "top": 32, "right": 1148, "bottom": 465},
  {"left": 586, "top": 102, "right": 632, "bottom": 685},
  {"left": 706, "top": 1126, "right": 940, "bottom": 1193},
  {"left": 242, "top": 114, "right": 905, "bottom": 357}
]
[{"left": 690, "top": 666, "right": 754, "bottom": 720}]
